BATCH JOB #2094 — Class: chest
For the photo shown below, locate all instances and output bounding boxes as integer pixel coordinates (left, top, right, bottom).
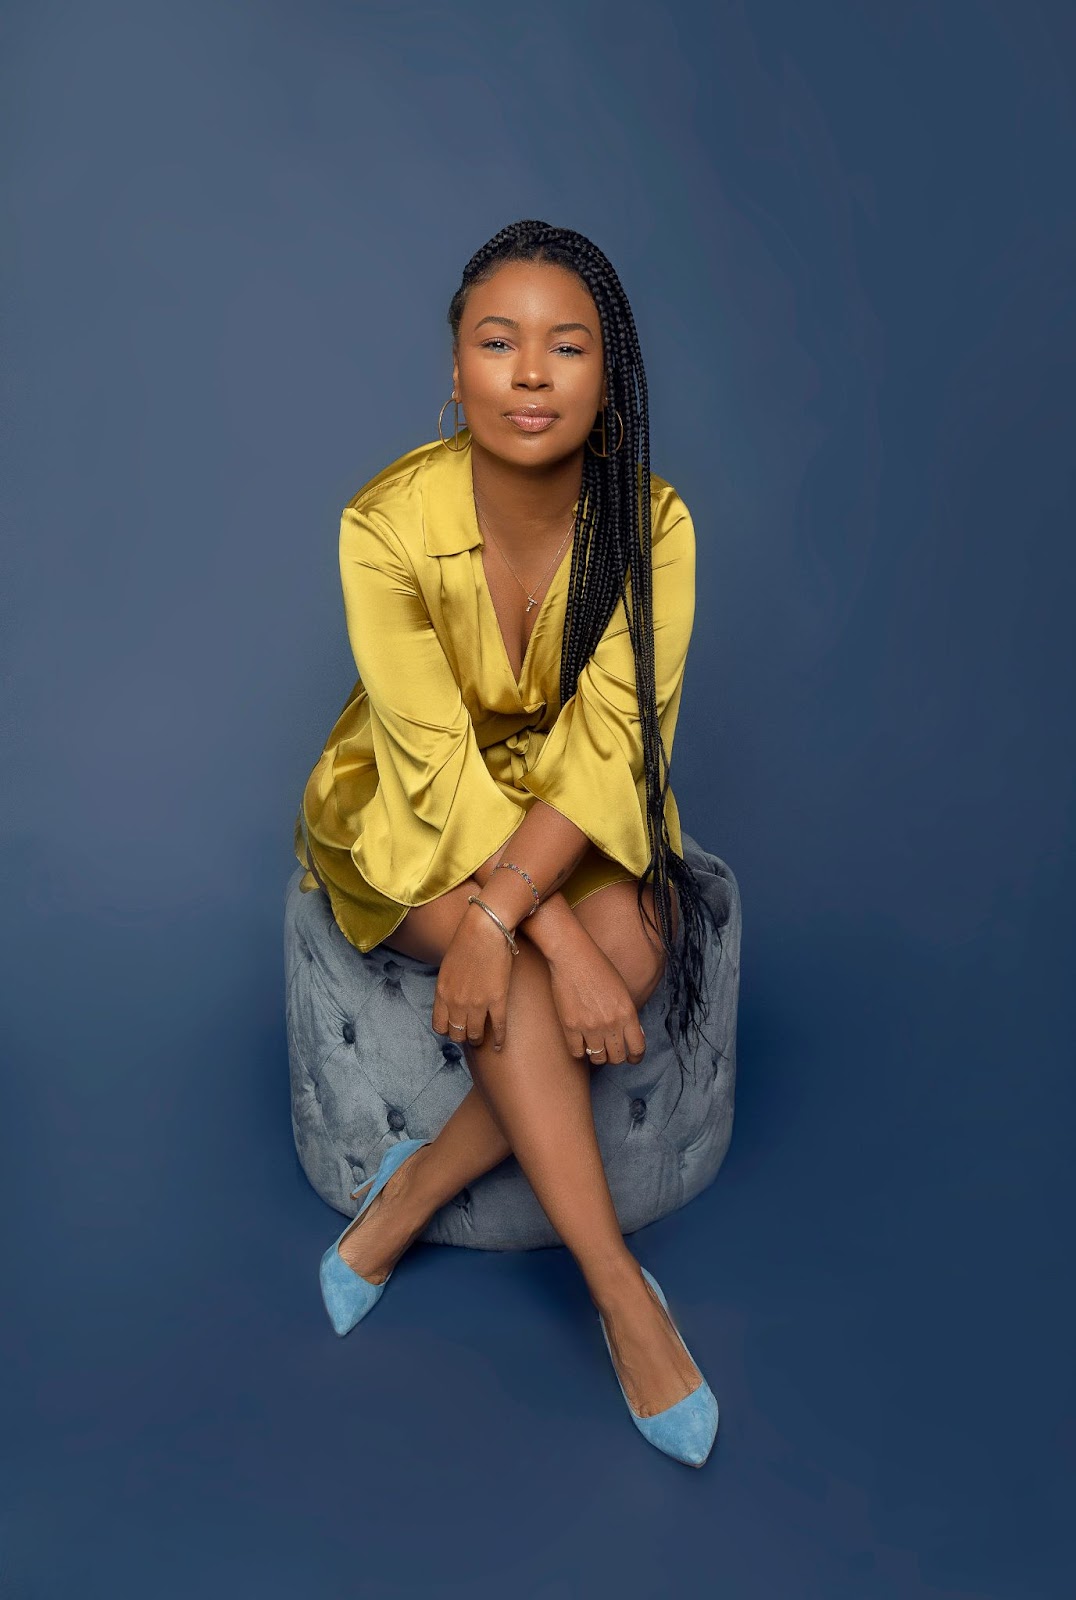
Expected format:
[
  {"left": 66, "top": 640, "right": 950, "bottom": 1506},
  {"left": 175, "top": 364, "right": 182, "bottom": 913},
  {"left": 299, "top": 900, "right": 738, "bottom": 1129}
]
[{"left": 479, "top": 546, "right": 546, "bottom": 682}]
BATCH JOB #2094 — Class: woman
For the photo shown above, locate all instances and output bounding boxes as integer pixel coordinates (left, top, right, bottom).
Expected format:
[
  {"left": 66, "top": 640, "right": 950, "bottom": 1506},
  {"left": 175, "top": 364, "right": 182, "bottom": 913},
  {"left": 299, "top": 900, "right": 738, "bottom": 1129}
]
[{"left": 294, "top": 220, "right": 721, "bottom": 1467}]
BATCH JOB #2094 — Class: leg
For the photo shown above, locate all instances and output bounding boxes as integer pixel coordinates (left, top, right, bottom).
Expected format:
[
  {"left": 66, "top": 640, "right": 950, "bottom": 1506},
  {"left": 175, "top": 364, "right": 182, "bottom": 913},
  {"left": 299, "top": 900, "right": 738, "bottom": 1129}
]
[
  {"left": 337, "top": 861, "right": 675, "bottom": 1288},
  {"left": 334, "top": 878, "right": 515, "bottom": 1285},
  {"left": 566, "top": 882, "right": 709, "bottom": 1418},
  {"left": 453, "top": 880, "right": 700, "bottom": 1420},
  {"left": 340, "top": 864, "right": 700, "bottom": 1415}
]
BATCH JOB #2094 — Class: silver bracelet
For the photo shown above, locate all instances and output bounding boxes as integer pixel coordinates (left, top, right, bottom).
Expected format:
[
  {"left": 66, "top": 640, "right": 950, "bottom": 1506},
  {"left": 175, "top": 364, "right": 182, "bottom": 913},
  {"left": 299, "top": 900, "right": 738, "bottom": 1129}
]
[{"left": 466, "top": 895, "right": 519, "bottom": 956}]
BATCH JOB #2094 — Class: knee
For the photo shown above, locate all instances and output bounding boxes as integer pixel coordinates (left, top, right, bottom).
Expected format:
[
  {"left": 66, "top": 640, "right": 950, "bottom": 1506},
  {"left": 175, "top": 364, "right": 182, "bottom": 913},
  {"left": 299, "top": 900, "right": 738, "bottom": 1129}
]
[{"left": 625, "top": 943, "right": 667, "bottom": 1011}]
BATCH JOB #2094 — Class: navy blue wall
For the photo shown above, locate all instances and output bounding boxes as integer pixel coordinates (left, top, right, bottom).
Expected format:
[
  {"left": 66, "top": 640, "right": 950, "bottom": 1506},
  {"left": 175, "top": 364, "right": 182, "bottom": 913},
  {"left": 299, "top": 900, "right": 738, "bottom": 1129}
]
[{"left": 3, "top": 2, "right": 1072, "bottom": 1594}]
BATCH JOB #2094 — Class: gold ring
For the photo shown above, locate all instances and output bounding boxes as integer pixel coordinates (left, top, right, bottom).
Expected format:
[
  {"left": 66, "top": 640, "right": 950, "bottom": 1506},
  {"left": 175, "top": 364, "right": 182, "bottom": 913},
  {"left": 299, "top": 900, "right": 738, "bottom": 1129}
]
[{"left": 448, "top": 1020, "right": 466, "bottom": 1031}]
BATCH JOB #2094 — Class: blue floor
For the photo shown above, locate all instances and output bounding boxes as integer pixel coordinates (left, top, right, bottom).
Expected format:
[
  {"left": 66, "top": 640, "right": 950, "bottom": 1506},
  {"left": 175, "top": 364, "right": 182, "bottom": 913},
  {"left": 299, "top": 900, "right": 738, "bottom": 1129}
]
[{"left": 3, "top": 878, "right": 1071, "bottom": 1599}]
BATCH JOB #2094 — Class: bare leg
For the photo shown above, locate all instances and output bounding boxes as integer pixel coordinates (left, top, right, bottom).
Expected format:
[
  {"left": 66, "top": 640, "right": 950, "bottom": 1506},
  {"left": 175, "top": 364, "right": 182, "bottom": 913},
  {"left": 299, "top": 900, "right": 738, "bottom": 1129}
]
[
  {"left": 338, "top": 876, "right": 702, "bottom": 1417},
  {"left": 459, "top": 937, "right": 703, "bottom": 1416},
  {"left": 336, "top": 1085, "right": 511, "bottom": 1282}
]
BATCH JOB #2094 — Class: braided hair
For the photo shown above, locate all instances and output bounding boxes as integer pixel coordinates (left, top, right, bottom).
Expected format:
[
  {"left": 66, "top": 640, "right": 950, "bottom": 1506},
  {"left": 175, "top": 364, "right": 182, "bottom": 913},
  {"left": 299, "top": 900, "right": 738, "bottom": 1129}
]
[{"left": 447, "top": 220, "right": 723, "bottom": 1084}]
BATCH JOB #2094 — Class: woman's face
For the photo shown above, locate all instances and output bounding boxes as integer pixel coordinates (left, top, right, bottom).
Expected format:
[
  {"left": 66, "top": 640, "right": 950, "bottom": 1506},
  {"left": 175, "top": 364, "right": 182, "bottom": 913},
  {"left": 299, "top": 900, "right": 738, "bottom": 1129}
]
[{"left": 452, "top": 260, "right": 607, "bottom": 468}]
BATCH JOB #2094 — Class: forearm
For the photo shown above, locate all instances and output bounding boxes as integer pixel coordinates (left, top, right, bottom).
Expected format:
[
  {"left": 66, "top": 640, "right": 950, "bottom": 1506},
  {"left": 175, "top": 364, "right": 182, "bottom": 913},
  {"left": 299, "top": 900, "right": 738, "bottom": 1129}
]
[{"left": 468, "top": 800, "right": 595, "bottom": 962}]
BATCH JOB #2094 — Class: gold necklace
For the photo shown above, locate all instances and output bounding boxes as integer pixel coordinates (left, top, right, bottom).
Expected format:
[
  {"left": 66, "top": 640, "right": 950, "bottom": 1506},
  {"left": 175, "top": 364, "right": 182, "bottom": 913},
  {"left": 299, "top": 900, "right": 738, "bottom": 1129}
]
[{"left": 473, "top": 496, "right": 577, "bottom": 614}]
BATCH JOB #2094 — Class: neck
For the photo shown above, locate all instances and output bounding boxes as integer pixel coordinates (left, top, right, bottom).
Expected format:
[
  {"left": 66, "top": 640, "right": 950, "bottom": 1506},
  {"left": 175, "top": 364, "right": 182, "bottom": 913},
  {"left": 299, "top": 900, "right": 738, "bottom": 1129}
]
[{"left": 469, "top": 437, "right": 583, "bottom": 556}]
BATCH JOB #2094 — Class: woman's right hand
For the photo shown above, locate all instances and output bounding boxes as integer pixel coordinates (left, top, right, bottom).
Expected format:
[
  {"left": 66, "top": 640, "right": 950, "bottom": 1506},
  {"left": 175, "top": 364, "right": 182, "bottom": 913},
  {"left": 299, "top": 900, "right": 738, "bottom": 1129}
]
[{"left": 545, "top": 930, "right": 647, "bottom": 1066}]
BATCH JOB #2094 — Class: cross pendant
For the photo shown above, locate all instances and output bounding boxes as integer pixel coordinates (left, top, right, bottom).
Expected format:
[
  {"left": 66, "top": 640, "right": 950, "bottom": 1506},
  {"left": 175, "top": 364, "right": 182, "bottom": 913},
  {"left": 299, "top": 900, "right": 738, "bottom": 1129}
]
[{"left": 525, "top": 596, "right": 538, "bottom": 612}]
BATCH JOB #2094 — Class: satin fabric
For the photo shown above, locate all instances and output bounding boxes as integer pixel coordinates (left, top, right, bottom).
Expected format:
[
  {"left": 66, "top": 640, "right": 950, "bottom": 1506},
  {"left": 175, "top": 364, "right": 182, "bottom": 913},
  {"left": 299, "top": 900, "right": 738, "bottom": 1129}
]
[{"left": 293, "top": 427, "right": 696, "bottom": 953}]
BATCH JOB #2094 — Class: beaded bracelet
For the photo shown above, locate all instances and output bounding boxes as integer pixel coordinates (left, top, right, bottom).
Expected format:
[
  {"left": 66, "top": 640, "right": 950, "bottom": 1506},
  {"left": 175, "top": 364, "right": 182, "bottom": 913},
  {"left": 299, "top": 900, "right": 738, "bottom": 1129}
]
[
  {"left": 466, "top": 895, "right": 520, "bottom": 956},
  {"left": 494, "top": 860, "right": 541, "bottom": 917}
]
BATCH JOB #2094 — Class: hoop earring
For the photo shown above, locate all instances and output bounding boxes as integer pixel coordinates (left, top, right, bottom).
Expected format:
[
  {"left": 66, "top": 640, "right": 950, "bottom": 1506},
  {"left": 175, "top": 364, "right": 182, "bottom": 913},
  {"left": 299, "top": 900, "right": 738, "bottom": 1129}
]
[
  {"left": 438, "top": 396, "right": 468, "bottom": 452},
  {"left": 586, "top": 404, "right": 625, "bottom": 457}
]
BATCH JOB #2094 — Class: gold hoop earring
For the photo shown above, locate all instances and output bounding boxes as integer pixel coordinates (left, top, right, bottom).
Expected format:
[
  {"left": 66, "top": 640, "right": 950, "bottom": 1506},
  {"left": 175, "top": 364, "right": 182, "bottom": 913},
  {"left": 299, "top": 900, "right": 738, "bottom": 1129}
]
[
  {"left": 438, "top": 396, "right": 468, "bottom": 452},
  {"left": 586, "top": 404, "right": 625, "bottom": 457}
]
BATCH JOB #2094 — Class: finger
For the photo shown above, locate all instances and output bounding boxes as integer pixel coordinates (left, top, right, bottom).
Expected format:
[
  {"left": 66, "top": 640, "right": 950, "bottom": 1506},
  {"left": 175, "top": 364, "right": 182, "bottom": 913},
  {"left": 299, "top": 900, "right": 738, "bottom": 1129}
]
[
  {"left": 466, "top": 1009, "right": 486, "bottom": 1048},
  {"left": 490, "top": 1004, "right": 507, "bottom": 1053},
  {"left": 624, "top": 1016, "right": 647, "bottom": 1063},
  {"left": 565, "top": 1027, "right": 588, "bottom": 1061},
  {"left": 431, "top": 991, "right": 448, "bottom": 1036},
  {"left": 605, "top": 1030, "right": 628, "bottom": 1066},
  {"left": 583, "top": 1039, "right": 608, "bottom": 1065}
]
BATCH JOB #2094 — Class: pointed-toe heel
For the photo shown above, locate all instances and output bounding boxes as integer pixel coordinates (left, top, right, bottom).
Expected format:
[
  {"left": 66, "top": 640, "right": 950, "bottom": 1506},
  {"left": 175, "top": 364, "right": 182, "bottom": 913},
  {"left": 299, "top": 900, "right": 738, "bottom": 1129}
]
[
  {"left": 318, "top": 1137, "right": 431, "bottom": 1337},
  {"left": 597, "top": 1266, "right": 719, "bottom": 1468}
]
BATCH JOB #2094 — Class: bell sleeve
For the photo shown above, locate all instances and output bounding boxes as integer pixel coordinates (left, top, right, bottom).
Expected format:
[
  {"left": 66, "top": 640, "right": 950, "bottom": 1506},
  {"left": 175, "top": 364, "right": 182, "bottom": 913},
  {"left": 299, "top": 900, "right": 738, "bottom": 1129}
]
[
  {"left": 337, "top": 504, "right": 523, "bottom": 903},
  {"left": 519, "top": 504, "right": 696, "bottom": 878}
]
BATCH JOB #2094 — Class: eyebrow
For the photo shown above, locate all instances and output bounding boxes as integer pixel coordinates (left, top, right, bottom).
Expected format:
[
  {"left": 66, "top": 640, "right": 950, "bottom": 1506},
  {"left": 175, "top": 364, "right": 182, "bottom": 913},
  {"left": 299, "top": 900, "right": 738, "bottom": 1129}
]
[{"left": 473, "top": 315, "right": 596, "bottom": 338}]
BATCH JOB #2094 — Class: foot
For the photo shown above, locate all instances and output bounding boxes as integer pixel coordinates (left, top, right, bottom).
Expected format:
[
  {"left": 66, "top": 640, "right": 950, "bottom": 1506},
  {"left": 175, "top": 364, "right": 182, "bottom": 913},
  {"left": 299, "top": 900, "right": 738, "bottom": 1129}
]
[
  {"left": 591, "top": 1262, "right": 706, "bottom": 1418},
  {"left": 337, "top": 1146, "right": 434, "bottom": 1285}
]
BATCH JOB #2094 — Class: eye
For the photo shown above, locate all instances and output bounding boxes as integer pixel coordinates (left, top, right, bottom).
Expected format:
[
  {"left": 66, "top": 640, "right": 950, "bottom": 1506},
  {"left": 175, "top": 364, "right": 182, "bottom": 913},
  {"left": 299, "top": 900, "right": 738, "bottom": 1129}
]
[{"left": 479, "top": 339, "right": 585, "bottom": 357}]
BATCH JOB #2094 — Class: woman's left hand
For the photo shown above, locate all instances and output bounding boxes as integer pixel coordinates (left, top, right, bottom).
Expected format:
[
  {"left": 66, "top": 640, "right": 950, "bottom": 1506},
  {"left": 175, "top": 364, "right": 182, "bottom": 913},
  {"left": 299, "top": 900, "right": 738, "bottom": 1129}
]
[{"left": 431, "top": 904, "right": 515, "bottom": 1052}]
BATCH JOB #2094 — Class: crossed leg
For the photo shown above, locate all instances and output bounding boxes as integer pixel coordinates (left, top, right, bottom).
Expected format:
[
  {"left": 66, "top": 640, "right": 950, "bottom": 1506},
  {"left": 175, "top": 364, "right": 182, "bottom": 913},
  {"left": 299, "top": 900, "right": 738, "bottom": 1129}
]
[{"left": 335, "top": 860, "right": 702, "bottom": 1418}]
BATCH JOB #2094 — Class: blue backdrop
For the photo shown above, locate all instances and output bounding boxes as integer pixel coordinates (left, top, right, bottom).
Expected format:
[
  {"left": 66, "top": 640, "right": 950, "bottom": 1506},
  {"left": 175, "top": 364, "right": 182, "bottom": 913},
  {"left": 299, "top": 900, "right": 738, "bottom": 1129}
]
[{"left": 2, "top": 1, "right": 1072, "bottom": 1595}]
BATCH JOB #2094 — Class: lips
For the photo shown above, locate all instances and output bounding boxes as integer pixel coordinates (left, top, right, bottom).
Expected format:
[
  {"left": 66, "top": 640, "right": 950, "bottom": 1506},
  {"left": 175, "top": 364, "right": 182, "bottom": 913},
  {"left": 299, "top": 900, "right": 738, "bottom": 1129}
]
[{"left": 505, "top": 410, "right": 557, "bottom": 432}]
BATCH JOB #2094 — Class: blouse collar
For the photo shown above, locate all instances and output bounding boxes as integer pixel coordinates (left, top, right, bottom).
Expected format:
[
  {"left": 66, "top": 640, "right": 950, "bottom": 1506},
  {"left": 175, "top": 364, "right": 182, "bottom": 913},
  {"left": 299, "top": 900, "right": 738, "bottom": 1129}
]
[{"left": 419, "top": 428, "right": 483, "bottom": 557}]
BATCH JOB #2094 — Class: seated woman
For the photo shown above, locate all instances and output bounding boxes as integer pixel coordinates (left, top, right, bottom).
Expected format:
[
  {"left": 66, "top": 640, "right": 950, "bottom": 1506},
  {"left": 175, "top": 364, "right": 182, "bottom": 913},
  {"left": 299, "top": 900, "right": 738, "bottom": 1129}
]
[{"left": 294, "top": 219, "right": 720, "bottom": 1468}]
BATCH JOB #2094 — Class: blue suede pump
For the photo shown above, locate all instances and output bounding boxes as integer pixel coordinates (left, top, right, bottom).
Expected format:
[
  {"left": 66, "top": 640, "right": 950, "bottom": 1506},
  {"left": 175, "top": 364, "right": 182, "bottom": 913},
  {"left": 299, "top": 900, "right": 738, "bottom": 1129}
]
[
  {"left": 597, "top": 1266, "right": 719, "bottom": 1467},
  {"left": 319, "top": 1137, "right": 431, "bottom": 1336}
]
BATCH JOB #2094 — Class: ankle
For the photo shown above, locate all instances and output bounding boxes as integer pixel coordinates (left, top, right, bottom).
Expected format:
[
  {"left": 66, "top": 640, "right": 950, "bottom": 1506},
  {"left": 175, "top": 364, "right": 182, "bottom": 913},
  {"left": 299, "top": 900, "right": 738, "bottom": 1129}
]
[
  {"left": 383, "top": 1143, "right": 441, "bottom": 1231},
  {"left": 583, "top": 1253, "right": 646, "bottom": 1315}
]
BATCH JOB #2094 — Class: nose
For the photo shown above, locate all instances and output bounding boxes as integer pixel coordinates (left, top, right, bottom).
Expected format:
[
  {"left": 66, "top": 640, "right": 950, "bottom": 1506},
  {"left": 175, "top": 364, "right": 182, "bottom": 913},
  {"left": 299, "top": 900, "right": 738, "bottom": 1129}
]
[{"left": 511, "top": 346, "right": 553, "bottom": 388}]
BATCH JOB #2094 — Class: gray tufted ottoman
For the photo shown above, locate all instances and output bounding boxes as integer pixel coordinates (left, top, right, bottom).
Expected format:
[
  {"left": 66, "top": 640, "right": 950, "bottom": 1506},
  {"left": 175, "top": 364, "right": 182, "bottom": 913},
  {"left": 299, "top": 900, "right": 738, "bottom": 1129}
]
[{"left": 284, "top": 833, "right": 741, "bottom": 1250}]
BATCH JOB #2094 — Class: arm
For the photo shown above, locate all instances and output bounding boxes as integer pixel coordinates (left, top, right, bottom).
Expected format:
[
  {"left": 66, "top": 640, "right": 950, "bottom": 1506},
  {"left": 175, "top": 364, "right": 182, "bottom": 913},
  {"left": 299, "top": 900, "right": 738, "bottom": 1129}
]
[
  {"left": 438, "top": 502, "right": 696, "bottom": 1058},
  {"left": 448, "top": 502, "right": 694, "bottom": 960},
  {"left": 339, "top": 499, "right": 595, "bottom": 959},
  {"left": 459, "top": 500, "right": 697, "bottom": 944},
  {"left": 517, "top": 504, "right": 696, "bottom": 878},
  {"left": 338, "top": 503, "right": 524, "bottom": 902},
  {"left": 468, "top": 800, "right": 598, "bottom": 964}
]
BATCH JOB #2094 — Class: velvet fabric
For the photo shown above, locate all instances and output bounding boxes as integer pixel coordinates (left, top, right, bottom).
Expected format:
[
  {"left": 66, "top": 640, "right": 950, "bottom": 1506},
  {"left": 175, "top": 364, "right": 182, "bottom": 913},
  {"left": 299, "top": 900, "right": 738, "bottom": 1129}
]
[{"left": 284, "top": 834, "right": 740, "bottom": 1251}]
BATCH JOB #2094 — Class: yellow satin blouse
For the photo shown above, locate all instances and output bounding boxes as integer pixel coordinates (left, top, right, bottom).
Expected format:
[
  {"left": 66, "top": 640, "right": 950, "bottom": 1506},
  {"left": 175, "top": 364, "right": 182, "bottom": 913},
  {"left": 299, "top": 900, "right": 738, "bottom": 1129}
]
[{"left": 293, "top": 428, "right": 696, "bottom": 953}]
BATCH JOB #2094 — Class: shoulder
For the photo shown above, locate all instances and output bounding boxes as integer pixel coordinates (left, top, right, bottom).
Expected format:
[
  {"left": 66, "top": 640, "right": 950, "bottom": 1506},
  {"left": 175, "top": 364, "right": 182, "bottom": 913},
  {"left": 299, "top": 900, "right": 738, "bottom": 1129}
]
[
  {"left": 345, "top": 436, "right": 440, "bottom": 516},
  {"left": 340, "top": 437, "right": 444, "bottom": 563},
  {"left": 648, "top": 470, "right": 695, "bottom": 557}
]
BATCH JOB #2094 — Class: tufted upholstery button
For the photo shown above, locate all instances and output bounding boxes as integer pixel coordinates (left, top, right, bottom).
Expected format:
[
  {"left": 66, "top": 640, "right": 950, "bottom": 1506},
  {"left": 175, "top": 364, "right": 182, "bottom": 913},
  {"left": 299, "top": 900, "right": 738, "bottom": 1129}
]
[{"left": 284, "top": 831, "right": 739, "bottom": 1251}]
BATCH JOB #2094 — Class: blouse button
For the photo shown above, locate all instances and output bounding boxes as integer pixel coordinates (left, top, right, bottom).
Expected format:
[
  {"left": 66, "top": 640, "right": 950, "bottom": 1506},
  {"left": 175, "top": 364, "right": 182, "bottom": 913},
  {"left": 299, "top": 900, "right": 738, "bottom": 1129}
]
[
  {"left": 387, "top": 1108, "right": 406, "bottom": 1132},
  {"left": 630, "top": 1098, "right": 647, "bottom": 1123},
  {"left": 342, "top": 1022, "right": 356, "bottom": 1044}
]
